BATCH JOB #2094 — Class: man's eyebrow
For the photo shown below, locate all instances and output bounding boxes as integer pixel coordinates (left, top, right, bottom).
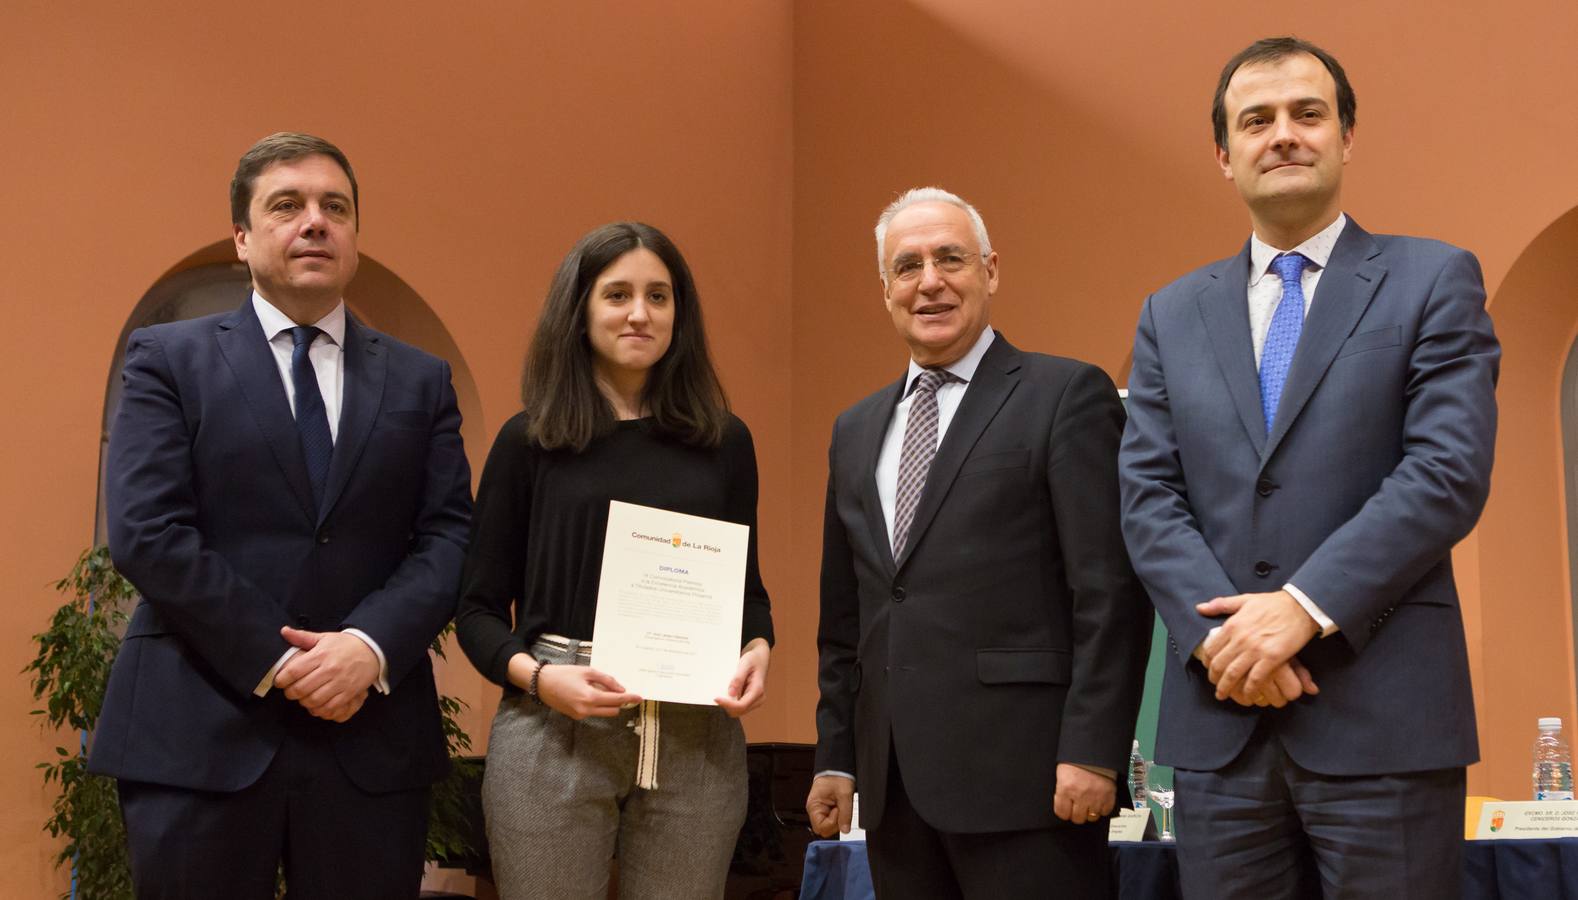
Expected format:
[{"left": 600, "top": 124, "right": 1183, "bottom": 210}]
[
  {"left": 258, "top": 187, "right": 352, "bottom": 204},
  {"left": 1238, "top": 97, "right": 1331, "bottom": 122},
  {"left": 894, "top": 243, "right": 970, "bottom": 261}
]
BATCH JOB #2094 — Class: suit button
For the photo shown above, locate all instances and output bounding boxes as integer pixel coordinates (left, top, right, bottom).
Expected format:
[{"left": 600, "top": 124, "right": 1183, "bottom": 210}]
[
  {"left": 1256, "top": 478, "right": 1276, "bottom": 497},
  {"left": 1254, "top": 560, "right": 1273, "bottom": 578},
  {"left": 296, "top": 615, "right": 310, "bottom": 626},
  {"left": 317, "top": 530, "right": 331, "bottom": 544},
  {"left": 892, "top": 586, "right": 905, "bottom": 602}
]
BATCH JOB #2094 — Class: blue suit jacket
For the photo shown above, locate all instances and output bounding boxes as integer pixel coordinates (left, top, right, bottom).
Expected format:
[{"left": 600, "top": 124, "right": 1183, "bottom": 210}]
[
  {"left": 89, "top": 298, "right": 472, "bottom": 794},
  {"left": 1119, "top": 221, "right": 1499, "bottom": 775}
]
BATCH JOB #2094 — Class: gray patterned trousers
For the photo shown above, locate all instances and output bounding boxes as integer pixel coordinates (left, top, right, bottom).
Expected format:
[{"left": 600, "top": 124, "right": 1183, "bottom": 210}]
[{"left": 481, "top": 639, "right": 747, "bottom": 900}]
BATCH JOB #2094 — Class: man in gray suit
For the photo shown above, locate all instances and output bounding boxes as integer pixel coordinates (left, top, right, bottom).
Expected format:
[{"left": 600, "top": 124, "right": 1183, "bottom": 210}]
[{"left": 1119, "top": 37, "right": 1499, "bottom": 898}]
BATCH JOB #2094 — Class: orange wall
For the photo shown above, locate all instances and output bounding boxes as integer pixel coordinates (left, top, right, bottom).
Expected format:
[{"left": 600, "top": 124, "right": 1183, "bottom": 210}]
[
  {"left": 3, "top": 0, "right": 1577, "bottom": 894},
  {"left": 1474, "top": 208, "right": 1578, "bottom": 798}
]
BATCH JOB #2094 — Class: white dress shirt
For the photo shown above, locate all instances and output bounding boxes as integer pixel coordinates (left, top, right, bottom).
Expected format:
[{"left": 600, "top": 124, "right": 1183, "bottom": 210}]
[
  {"left": 250, "top": 291, "right": 390, "bottom": 696},
  {"left": 1244, "top": 215, "right": 1347, "bottom": 639},
  {"left": 253, "top": 291, "right": 346, "bottom": 441}
]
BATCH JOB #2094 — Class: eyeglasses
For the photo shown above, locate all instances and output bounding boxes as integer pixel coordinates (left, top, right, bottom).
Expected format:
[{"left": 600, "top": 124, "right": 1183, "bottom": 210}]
[{"left": 888, "top": 252, "right": 984, "bottom": 283}]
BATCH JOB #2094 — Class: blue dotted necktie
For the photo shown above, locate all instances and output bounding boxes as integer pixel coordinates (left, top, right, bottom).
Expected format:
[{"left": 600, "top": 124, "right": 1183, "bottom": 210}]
[
  {"left": 1259, "top": 253, "right": 1311, "bottom": 435},
  {"left": 289, "top": 326, "right": 333, "bottom": 509}
]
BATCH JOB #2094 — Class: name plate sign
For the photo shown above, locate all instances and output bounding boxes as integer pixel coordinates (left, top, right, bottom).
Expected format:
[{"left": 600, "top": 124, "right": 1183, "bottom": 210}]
[
  {"left": 1109, "top": 807, "right": 1150, "bottom": 842},
  {"left": 839, "top": 793, "right": 867, "bottom": 842},
  {"left": 1475, "top": 800, "right": 1578, "bottom": 839}
]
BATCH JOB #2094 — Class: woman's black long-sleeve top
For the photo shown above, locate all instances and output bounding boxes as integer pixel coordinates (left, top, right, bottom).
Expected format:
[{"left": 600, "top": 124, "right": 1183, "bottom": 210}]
[{"left": 455, "top": 411, "right": 775, "bottom": 691}]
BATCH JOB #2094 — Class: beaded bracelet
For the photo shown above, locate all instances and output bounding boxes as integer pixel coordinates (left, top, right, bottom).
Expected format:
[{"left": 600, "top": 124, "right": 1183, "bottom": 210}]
[{"left": 527, "top": 661, "right": 547, "bottom": 706}]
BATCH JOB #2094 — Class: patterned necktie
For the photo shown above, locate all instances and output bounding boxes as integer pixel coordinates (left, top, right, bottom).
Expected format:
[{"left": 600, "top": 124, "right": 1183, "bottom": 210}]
[
  {"left": 290, "top": 325, "right": 333, "bottom": 509},
  {"left": 892, "top": 368, "right": 954, "bottom": 557},
  {"left": 1259, "top": 252, "right": 1311, "bottom": 435}
]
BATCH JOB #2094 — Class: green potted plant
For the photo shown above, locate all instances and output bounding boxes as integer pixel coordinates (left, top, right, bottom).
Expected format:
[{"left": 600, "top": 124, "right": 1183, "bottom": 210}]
[
  {"left": 27, "top": 547, "right": 480, "bottom": 899},
  {"left": 27, "top": 546, "right": 134, "bottom": 900}
]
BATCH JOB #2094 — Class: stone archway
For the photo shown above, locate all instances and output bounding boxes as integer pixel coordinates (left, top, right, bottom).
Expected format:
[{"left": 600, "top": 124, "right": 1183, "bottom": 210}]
[{"left": 1468, "top": 206, "right": 1578, "bottom": 799}]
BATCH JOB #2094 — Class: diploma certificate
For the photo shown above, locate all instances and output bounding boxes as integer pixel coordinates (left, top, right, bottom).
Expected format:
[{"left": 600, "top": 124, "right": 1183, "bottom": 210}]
[{"left": 589, "top": 500, "right": 748, "bottom": 705}]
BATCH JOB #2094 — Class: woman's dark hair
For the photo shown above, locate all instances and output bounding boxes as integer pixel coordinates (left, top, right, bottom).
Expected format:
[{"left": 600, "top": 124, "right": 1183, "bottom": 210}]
[{"left": 520, "top": 222, "right": 729, "bottom": 451}]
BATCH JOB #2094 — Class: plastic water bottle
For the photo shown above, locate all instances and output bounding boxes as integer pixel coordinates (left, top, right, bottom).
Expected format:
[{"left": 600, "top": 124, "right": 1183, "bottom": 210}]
[
  {"left": 1128, "top": 740, "right": 1149, "bottom": 810},
  {"left": 1533, "top": 717, "right": 1574, "bottom": 801}
]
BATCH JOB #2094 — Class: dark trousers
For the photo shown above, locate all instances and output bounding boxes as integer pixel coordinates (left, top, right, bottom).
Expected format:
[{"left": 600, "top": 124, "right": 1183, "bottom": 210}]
[
  {"left": 118, "top": 723, "right": 429, "bottom": 900},
  {"left": 1173, "top": 725, "right": 1465, "bottom": 900},
  {"left": 865, "top": 748, "right": 1112, "bottom": 900}
]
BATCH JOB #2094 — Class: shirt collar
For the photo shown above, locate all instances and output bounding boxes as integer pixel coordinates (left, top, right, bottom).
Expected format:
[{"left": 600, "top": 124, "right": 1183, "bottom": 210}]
[
  {"left": 252, "top": 290, "right": 346, "bottom": 347},
  {"left": 1249, "top": 212, "right": 1347, "bottom": 286},
  {"left": 904, "top": 326, "right": 995, "bottom": 396}
]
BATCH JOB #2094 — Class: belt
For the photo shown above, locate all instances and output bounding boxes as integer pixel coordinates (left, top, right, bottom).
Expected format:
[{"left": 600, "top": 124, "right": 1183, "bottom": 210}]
[
  {"left": 535, "top": 634, "right": 661, "bottom": 790},
  {"left": 534, "top": 632, "right": 593, "bottom": 658}
]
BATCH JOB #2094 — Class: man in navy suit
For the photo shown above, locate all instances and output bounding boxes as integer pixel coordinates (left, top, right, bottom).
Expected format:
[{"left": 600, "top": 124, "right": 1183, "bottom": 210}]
[
  {"left": 91, "top": 132, "right": 472, "bottom": 899},
  {"left": 1119, "top": 38, "right": 1499, "bottom": 898}
]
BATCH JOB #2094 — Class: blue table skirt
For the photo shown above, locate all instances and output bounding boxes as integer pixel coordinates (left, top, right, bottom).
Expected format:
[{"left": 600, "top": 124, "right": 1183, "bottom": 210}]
[
  {"left": 800, "top": 840, "right": 883, "bottom": 900},
  {"left": 801, "top": 839, "right": 1179, "bottom": 900},
  {"left": 1465, "top": 836, "right": 1578, "bottom": 899},
  {"left": 803, "top": 837, "right": 1578, "bottom": 899}
]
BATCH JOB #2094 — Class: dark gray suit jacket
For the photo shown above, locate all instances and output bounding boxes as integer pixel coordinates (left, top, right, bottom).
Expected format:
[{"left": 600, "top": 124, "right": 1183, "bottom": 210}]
[
  {"left": 1119, "top": 220, "right": 1500, "bottom": 775},
  {"left": 815, "top": 333, "right": 1151, "bottom": 833}
]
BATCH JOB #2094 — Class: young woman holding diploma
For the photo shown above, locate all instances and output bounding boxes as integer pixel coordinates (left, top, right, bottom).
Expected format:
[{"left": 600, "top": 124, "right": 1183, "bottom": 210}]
[{"left": 455, "top": 222, "right": 774, "bottom": 900}]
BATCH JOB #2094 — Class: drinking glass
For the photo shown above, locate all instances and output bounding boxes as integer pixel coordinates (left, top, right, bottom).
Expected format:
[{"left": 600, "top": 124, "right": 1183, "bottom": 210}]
[{"left": 1147, "top": 764, "right": 1175, "bottom": 842}]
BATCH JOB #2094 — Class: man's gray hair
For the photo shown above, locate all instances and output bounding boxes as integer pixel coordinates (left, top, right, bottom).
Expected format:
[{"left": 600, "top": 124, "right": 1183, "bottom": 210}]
[{"left": 874, "top": 187, "right": 993, "bottom": 282}]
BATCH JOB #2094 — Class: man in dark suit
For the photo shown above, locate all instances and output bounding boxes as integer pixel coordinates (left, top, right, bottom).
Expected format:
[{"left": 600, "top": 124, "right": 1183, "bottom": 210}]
[
  {"left": 1119, "top": 38, "right": 1499, "bottom": 899},
  {"left": 805, "top": 187, "right": 1151, "bottom": 899},
  {"left": 90, "top": 132, "right": 472, "bottom": 899}
]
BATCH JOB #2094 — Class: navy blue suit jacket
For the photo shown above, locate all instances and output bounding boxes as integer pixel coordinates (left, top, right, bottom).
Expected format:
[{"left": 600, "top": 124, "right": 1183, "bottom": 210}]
[
  {"left": 1119, "top": 221, "right": 1500, "bottom": 775},
  {"left": 90, "top": 298, "right": 472, "bottom": 794}
]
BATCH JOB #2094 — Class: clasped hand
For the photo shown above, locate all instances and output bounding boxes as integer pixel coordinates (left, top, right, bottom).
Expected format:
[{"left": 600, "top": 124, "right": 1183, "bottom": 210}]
[
  {"left": 273, "top": 627, "right": 380, "bottom": 723},
  {"left": 529, "top": 662, "right": 641, "bottom": 720},
  {"left": 1195, "top": 590, "right": 1320, "bottom": 708}
]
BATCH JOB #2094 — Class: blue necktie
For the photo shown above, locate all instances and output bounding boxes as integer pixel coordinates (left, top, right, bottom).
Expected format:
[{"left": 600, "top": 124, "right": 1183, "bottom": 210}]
[
  {"left": 1259, "top": 253, "right": 1311, "bottom": 435},
  {"left": 290, "top": 326, "right": 333, "bottom": 509}
]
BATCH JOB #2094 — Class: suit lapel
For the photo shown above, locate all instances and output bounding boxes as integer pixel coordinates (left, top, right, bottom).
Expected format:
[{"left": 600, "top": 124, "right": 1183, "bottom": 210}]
[
  {"left": 857, "top": 377, "right": 906, "bottom": 577},
  {"left": 895, "top": 333, "right": 1020, "bottom": 572},
  {"left": 1262, "top": 221, "right": 1385, "bottom": 463},
  {"left": 318, "top": 315, "right": 385, "bottom": 524},
  {"left": 1194, "top": 242, "right": 1268, "bottom": 457},
  {"left": 213, "top": 300, "right": 318, "bottom": 522}
]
